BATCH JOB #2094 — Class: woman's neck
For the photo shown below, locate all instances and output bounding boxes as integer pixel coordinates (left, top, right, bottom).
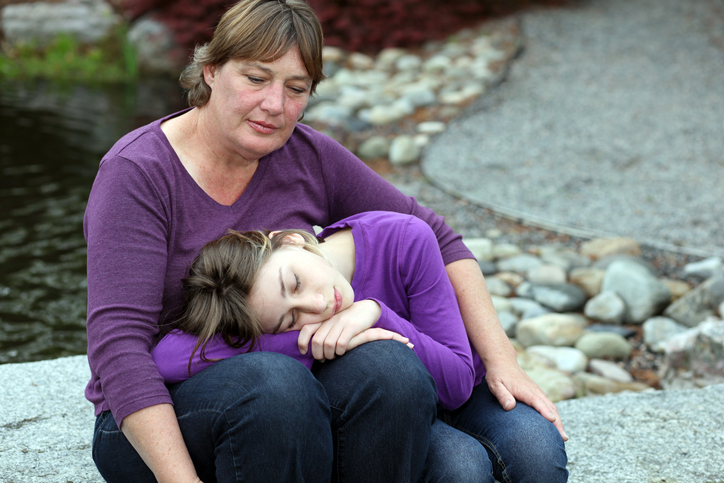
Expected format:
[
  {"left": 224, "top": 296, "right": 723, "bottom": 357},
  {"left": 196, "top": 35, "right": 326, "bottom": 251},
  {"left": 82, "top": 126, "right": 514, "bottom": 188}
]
[
  {"left": 319, "top": 229, "right": 356, "bottom": 283},
  {"left": 161, "top": 109, "right": 258, "bottom": 206}
]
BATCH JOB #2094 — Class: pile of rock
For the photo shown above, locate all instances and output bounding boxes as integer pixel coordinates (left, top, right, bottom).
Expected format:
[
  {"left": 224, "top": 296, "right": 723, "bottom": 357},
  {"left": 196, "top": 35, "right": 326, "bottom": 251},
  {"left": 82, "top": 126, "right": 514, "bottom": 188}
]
[
  {"left": 462, "top": 235, "right": 724, "bottom": 402},
  {"left": 304, "top": 19, "right": 521, "bottom": 165},
  {"left": 1, "top": 0, "right": 121, "bottom": 46}
]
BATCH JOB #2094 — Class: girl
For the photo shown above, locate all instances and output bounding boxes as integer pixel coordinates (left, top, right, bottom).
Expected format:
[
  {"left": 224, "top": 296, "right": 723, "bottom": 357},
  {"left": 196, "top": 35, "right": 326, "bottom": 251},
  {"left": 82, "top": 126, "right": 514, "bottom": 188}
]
[
  {"left": 153, "top": 211, "right": 477, "bottom": 409},
  {"left": 152, "top": 211, "right": 568, "bottom": 483}
]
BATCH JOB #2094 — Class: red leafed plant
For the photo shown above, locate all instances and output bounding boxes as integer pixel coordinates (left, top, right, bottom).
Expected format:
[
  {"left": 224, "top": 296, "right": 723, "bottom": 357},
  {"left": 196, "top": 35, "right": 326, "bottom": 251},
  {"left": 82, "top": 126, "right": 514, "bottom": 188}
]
[{"left": 117, "top": 0, "right": 569, "bottom": 54}]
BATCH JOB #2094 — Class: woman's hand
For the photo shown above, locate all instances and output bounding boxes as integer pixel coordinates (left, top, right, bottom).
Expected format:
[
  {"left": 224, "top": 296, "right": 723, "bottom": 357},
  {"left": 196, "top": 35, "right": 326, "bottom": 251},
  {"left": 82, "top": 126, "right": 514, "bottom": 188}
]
[{"left": 297, "top": 300, "right": 412, "bottom": 360}]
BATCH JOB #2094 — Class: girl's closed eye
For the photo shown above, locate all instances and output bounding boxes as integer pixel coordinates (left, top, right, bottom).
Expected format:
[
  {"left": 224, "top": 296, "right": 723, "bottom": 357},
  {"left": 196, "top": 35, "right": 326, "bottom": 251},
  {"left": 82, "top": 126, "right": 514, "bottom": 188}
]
[{"left": 294, "top": 273, "right": 301, "bottom": 292}]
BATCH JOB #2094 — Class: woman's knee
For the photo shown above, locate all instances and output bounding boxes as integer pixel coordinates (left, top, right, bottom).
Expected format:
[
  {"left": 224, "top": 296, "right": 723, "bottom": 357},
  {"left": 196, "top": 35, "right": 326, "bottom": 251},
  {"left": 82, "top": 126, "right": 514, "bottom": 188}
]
[
  {"left": 423, "top": 419, "right": 494, "bottom": 483},
  {"left": 495, "top": 407, "right": 568, "bottom": 483}
]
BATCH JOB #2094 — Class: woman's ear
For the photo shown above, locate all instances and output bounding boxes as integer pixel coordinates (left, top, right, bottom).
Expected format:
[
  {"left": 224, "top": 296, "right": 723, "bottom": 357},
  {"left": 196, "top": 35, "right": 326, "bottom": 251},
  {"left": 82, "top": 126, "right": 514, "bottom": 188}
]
[
  {"left": 269, "top": 231, "right": 305, "bottom": 246},
  {"left": 203, "top": 64, "right": 218, "bottom": 88}
]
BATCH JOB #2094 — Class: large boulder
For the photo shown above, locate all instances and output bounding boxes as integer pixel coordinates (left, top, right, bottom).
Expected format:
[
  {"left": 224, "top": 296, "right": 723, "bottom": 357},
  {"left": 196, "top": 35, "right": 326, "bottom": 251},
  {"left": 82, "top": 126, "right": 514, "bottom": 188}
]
[{"left": 601, "top": 260, "right": 671, "bottom": 324}]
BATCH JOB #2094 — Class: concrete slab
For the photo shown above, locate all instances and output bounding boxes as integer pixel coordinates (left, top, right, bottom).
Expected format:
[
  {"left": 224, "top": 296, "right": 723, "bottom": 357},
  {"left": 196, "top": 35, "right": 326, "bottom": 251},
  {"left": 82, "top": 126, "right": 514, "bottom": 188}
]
[{"left": 2, "top": 356, "right": 723, "bottom": 482}]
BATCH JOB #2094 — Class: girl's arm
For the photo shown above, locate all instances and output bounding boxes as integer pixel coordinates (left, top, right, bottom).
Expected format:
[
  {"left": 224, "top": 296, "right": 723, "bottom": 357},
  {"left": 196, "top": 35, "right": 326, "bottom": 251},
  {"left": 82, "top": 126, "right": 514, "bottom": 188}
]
[
  {"left": 152, "top": 330, "right": 314, "bottom": 383},
  {"left": 371, "top": 218, "right": 475, "bottom": 409},
  {"left": 369, "top": 298, "right": 475, "bottom": 409},
  {"left": 303, "top": 215, "right": 476, "bottom": 409}
]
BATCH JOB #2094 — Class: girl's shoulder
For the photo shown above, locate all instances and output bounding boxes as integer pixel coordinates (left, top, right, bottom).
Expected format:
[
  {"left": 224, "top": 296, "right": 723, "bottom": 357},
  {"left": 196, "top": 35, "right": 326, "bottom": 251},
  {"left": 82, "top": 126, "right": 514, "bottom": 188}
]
[
  {"left": 327, "top": 210, "right": 417, "bottom": 228},
  {"left": 323, "top": 212, "right": 437, "bottom": 260}
]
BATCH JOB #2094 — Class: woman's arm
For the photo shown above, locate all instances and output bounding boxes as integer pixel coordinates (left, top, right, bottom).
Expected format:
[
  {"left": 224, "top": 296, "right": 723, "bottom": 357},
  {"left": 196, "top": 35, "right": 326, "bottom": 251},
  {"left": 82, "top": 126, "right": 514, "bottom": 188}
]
[
  {"left": 121, "top": 405, "right": 202, "bottom": 483},
  {"left": 446, "top": 259, "right": 568, "bottom": 440},
  {"left": 312, "top": 129, "right": 469, "bottom": 263},
  {"left": 85, "top": 155, "right": 206, "bottom": 478}
]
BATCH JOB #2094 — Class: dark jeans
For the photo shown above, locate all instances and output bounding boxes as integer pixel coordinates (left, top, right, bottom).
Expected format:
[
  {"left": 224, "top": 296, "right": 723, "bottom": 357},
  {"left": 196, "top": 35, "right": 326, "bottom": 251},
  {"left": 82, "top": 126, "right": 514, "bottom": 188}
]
[
  {"left": 423, "top": 381, "right": 569, "bottom": 483},
  {"left": 92, "top": 340, "right": 438, "bottom": 482}
]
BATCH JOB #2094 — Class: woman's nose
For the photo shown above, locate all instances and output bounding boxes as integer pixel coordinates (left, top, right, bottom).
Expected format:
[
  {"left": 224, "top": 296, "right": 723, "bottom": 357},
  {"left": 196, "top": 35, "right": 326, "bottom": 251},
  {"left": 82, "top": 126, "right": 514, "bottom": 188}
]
[{"left": 260, "top": 83, "right": 285, "bottom": 115}]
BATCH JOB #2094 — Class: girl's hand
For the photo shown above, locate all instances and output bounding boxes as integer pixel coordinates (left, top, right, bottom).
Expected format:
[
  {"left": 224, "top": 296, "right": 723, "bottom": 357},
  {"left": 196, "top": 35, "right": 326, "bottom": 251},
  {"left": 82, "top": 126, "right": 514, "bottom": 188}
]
[
  {"left": 347, "top": 327, "right": 414, "bottom": 354},
  {"left": 297, "top": 300, "right": 412, "bottom": 360}
]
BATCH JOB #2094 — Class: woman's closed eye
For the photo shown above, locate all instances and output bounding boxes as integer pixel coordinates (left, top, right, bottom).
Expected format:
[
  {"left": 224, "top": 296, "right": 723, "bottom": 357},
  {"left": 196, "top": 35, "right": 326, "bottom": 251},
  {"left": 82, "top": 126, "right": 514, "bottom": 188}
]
[
  {"left": 294, "top": 273, "right": 301, "bottom": 292},
  {"left": 247, "top": 76, "right": 264, "bottom": 84},
  {"left": 289, "top": 86, "right": 307, "bottom": 95}
]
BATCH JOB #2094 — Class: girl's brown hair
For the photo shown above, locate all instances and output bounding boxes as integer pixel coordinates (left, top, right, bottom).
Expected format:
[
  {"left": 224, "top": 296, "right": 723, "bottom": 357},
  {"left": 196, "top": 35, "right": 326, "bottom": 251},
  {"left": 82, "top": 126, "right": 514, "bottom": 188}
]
[
  {"left": 177, "top": 228, "right": 323, "bottom": 374},
  {"left": 180, "top": 0, "right": 326, "bottom": 107}
]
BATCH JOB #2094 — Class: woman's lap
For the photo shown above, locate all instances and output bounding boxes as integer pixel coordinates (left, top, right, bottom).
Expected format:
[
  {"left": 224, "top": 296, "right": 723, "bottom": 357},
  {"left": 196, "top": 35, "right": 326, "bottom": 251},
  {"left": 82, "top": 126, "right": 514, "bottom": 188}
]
[{"left": 431, "top": 380, "right": 569, "bottom": 483}]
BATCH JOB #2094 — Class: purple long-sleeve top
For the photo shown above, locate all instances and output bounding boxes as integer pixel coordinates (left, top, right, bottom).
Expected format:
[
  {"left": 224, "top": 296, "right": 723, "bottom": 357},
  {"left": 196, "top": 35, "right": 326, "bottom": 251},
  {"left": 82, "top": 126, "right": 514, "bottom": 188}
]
[
  {"left": 84, "top": 109, "right": 475, "bottom": 427},
  {"left": 153, "top": 212, "right": 486, "bottom": 409}
]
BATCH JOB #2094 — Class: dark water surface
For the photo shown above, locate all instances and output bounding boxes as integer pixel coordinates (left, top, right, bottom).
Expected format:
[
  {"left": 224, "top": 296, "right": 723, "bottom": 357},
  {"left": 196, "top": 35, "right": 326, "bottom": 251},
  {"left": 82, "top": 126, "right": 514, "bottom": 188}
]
[{"left": 0, "top": 79, "right": 186, "bottom": 364}]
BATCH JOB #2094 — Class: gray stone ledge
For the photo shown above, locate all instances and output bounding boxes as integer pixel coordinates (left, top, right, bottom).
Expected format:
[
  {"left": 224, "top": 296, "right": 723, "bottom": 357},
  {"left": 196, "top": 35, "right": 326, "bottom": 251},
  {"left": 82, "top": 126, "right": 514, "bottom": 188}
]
[{"left": 2, "top": 355, "right": 723, "bottom": 482}]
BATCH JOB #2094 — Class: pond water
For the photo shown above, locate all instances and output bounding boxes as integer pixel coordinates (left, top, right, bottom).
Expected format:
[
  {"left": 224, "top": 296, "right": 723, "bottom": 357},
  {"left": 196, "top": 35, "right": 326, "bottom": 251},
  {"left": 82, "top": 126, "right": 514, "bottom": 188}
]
[{"left": 0, "top": 78, "right": 186, "bottom": 364}]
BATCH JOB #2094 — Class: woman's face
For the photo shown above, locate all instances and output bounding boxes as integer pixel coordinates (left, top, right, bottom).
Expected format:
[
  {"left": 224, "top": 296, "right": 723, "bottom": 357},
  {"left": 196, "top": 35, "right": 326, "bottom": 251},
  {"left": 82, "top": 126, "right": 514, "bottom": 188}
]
[
  {"left": 202, "top": 46, "right": 312, "bottom": 163},
  {"left": 249, "top": 244, "right": 354, "bottom": 334}
]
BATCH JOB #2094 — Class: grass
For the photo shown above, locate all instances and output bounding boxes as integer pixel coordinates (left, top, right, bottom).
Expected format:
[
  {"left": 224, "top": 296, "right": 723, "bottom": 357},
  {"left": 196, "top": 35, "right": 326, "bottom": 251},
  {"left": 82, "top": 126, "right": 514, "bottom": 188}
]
[{"left": 0, "top": 25, "right": 138, "bottom": 83}]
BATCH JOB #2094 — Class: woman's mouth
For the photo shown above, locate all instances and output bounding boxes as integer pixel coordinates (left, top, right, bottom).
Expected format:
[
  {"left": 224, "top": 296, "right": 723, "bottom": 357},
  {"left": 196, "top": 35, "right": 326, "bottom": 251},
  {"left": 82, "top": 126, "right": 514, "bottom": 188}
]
[{"left": 248, "top": 120, "right": 278, "bottom": 134}]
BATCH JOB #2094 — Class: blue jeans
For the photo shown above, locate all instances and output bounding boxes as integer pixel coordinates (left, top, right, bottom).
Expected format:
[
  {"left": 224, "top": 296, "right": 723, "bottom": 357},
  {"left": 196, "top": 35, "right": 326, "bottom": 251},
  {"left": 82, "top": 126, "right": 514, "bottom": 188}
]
[
  {"left": 92, "top": 341, "right": 438, "bottom": 482},
  {"left": 93, "top": 352, "right": 332, "bottom": 482},
  {"left": 312, "top": 339, "right": 438, "bottom": 482},
  {"left": 422, "top": 381, "right": 569, "bottom": 483}
]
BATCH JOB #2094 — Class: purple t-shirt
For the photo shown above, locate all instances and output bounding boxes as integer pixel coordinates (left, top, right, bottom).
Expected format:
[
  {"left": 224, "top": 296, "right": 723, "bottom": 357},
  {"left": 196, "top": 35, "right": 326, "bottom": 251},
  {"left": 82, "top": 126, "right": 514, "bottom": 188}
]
[
  {"left": 84, "top": 110, "right": 474, "bottom": 426},
  {"left": 153, "top": 212, "right": 486, "bottom": 409}
]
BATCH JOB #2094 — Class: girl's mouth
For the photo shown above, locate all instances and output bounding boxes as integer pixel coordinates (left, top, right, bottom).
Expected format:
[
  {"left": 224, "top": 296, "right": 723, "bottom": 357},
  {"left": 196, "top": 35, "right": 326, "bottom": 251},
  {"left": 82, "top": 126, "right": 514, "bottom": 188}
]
[{"left": 333, "top": 288, "right": 342, "bottom": 315}]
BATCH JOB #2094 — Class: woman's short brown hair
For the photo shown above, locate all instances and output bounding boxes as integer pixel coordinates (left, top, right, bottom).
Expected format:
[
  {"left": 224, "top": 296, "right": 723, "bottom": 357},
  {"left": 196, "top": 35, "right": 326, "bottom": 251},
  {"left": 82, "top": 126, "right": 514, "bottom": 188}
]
[{"left": 180, "top": 0, "right": 325, "bottom": 107}]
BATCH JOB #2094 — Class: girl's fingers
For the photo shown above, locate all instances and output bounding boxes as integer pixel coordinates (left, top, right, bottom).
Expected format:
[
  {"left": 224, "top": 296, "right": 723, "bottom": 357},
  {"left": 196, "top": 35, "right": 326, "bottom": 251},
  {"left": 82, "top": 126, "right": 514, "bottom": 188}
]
[
  {"left": 347, "top": 329, "right": 412, "bottom": 352},
  {"left": 297, "top": 322, "right": 322, "bottom": 355}
]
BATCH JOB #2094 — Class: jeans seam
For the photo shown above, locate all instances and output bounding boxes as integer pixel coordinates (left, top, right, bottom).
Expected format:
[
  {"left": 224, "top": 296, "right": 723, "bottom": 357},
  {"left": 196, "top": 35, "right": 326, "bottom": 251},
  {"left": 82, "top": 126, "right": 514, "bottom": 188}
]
[
  {"left": 329, "top": 403, "right": 348, "bottom": 483},
  {"left": 446, "top": 424, "right": 511, "bottom": 483}
]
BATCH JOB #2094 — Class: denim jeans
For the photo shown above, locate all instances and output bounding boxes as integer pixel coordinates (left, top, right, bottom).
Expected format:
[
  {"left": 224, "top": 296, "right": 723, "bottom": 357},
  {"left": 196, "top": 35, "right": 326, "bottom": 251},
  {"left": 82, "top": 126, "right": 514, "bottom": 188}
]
[
  {"left": 92, "top": 340, "right": 438, "bottom": 482},
  {"left": 312, "top": 339, "right": 438, "bottom": 482},
  {"left": 422, "top": 381, "right": 569, "bottom": 483},
  {"left": 93, "top": 352, "right": 333, "bottom": 482}
]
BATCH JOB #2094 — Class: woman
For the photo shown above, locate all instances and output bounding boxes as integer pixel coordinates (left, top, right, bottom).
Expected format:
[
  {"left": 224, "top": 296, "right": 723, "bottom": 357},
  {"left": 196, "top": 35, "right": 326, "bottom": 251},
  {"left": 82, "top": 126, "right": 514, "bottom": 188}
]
[{"left": 84, "top": 0, "right": 566, "bottom": 481}]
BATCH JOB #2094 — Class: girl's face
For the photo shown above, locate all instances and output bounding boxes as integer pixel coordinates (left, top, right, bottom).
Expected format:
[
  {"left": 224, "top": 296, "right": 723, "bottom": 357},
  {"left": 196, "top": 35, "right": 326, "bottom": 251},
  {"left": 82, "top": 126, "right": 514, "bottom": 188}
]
[{"left": 249, "top": 244, "right": 354, "bottom": 334}]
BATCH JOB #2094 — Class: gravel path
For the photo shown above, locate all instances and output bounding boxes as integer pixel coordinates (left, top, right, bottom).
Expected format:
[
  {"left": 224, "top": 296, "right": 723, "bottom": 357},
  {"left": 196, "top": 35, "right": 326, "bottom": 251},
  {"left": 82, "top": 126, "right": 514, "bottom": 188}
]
[{"left": 420, "top": 0, "right": 724, "bottom": 259}]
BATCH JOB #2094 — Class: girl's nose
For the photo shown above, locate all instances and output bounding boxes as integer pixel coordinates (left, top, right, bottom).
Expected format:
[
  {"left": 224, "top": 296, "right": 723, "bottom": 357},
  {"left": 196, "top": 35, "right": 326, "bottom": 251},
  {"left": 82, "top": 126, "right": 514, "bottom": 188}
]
[{"left": 299, "top": 292, "right": 326, "bottom": 314}]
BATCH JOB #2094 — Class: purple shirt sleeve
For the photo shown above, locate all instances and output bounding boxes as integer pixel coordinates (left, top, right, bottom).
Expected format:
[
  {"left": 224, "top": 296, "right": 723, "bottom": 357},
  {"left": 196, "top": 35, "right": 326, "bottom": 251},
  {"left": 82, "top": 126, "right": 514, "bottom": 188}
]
[
  {"left": 84, "top": 155, "right": 173, "bottom": 425},
  {"left": 152, "top": 330, "right": 313, "bottom": 384},
  {"left": 361, "top": 216, "right": 475, "bottom": 409}
]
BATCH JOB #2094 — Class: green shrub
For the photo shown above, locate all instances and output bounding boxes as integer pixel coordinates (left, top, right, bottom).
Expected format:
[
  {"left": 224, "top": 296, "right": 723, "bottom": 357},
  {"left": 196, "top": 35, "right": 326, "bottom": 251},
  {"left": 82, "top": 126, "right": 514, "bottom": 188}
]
[{"left": 0, "top": 25, "right": 138, "bottom": 83}]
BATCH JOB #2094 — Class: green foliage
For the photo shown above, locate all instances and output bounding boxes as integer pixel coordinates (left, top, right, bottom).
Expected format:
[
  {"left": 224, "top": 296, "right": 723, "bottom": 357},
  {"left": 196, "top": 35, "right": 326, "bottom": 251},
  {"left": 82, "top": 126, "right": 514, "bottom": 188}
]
[{"left": 0, "top": 25, "right": 139, "bottom": 83}]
